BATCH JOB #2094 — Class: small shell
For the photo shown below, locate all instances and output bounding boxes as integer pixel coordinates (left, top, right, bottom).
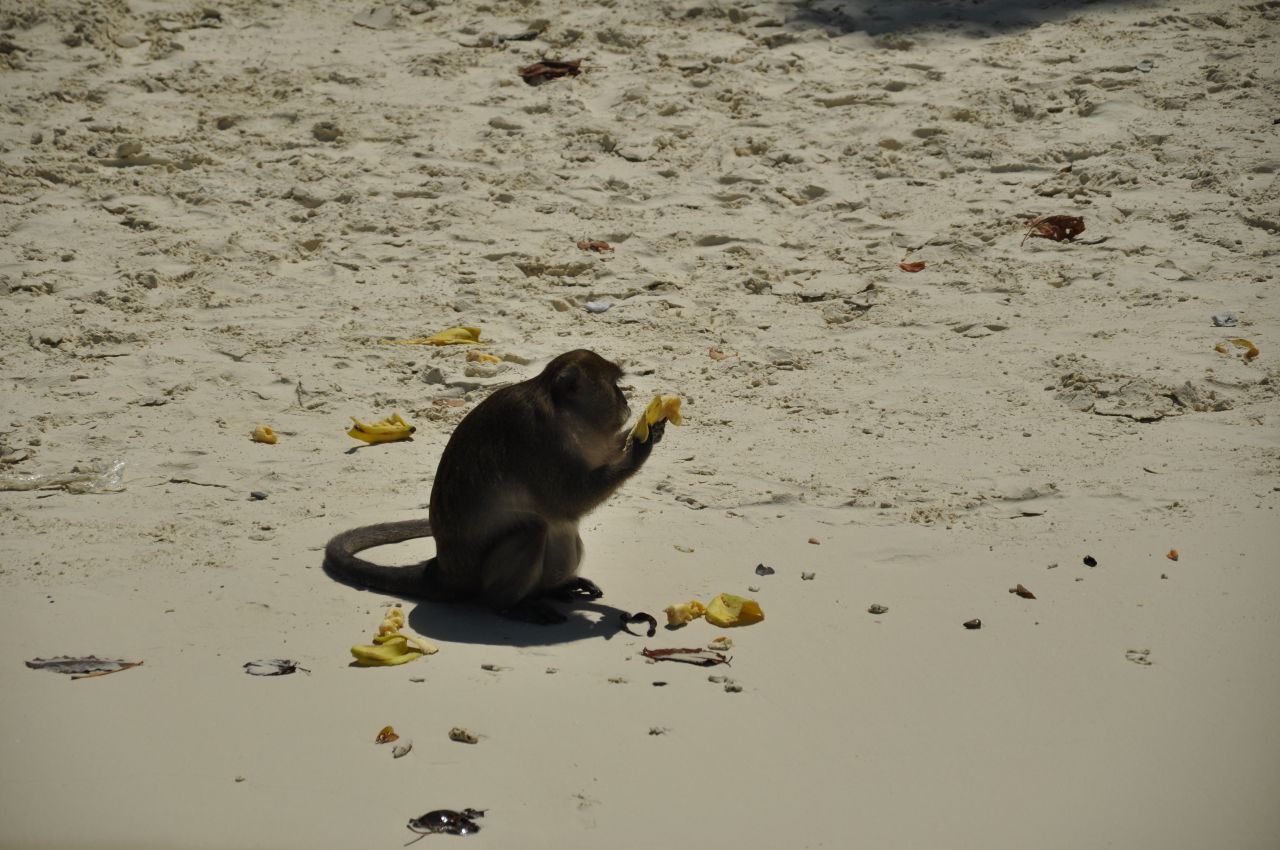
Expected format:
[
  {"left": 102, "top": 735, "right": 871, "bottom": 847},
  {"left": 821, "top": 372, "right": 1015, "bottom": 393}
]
[
  {"left": 963, "top": 619, "right": 982, "bottom": 630},
  {"left": 867, "top": 604, "right": 889, "bottom": 615},
  {"left": 392, "top": 741, "right": 413, "bottom": 758},
  {"left": 448, "top": 727, "right": 480, "bottom": 744}
]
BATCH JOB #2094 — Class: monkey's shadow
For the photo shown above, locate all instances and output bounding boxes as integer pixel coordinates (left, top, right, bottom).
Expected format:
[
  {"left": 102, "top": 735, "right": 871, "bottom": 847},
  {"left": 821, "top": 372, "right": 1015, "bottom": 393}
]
[{"left": 404, "top": 598, "right": 632, "bottom": 647}]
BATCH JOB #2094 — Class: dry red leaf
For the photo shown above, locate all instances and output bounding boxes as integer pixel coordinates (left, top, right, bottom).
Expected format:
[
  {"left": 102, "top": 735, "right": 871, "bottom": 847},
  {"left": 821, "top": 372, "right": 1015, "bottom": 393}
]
[
  {"left": 1022, "top": 215, "right": 1086, "bottom": 246},
  {"left": 899, "top": 261, "right": 927, "bottom": 272},
  {"left": 576, "top": 240, "right": 613, "bottom": 252},
  {"left": 519, "top": 59, "right": 581, "bottom": 85},
  {"left": 640, "top": 647, "right": 731, "bottom": 667},
  {"left": 1010, "top": 583, "right": 1036, "bottom": 599},
  {"left": 1166, "top": 549, "right": 1179, "bottom": 562}
]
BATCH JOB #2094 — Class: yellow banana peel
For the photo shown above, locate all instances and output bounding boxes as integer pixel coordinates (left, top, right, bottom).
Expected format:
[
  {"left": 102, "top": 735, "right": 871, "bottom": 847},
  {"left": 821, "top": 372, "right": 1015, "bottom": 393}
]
[
  {"left": 381, "top": 326, "right": 482, "bottom": 346},
  {"left": 348, "top": 412, "right": 416, "bottom": 444},
  {"left": 351, "top": 606, "right": 438, "bottom": 667},
  {"left": 704, "top": 593, "right": 764, "bottom": 628},
  {"left": 466, "top": 350, "right": 501, "bottom": 364},
  {"left": 630, "top": 394, "right": 683, "bottom": 443}
]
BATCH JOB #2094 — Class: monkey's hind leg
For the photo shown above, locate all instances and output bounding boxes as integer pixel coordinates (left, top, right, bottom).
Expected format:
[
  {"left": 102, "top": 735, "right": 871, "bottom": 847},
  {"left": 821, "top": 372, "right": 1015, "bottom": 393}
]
[{"left": 477, "top": 513, "right": 572, "bottom": 625}]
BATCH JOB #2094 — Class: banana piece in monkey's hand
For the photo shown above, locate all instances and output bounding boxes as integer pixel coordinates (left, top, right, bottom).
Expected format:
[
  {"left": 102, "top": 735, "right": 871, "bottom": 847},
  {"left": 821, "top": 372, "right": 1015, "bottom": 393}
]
[
  {"left": 630, "top": 394, "right": 683, "bottom": 443},
  {"left": 351, "top": 606, "right": 438, "bottom": 667},
  {"left": 347, "top": 412, "right": 416, "bottom": 445}
]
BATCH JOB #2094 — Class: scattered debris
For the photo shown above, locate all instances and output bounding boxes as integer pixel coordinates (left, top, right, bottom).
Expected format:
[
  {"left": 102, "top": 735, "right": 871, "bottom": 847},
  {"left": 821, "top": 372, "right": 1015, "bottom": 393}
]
[
  {"left": 243, "top": 659, "right": 308, "bottom": 676},
  {"left": 898, "top": 260, "right": 926, "bottom": 272},
  {"left": 0, "top": 459, "right": 126, "bottom": 494},
  {"left": 754, "top": 563, "right": 776, "bottom": 576},
  {"left": 1022, "top": 215, "right": 1085, "bottom": 246},
  {"left": 708, "top": 347, "right": 733, "bottom": 361},
  {"left": 393, "top": 741, "right": 413, "bottom": 759},
  {"left": 807, "top": 537, "right": 821, "bottom": 545},
  {"left": 576, "top": 240, "right": 612, "bottom": 252},
  {"left": 311, "top": 121, "right": 342, "bottom": 142},
  {"left": 1211, "top": 312, "right": 1238, "bottom": 327},
  {"left": 642, "top": 647, "right": 731, "bottom": 667},
  {"left": 1166, "top": 549, "right": 1179, "bottom": 561},
  {"left": 376, "top": 725, "right": 399, "bottom": 744},
  {"left": 867, "top": 604, "right": 889, "bottom": 615},
  {"left": 620, "top": 611, "right": 658, "bottom": 637},
  {"left": 1125, "top": 649, "right": 1153, "bottom": 666},
  {"left": 800, "top": 572, "right": 816, "bottom": 581},
  {"left": 1083, "top": 555, "right": 1098, "bottom": 567},
  {"left": 249, "top": 490, "right": 268, "bottom": 501},
  {"left": 519, "top": 59, "right": 581, "bottom": 85},
  {"left": 1135, "top": 59, "right": 1155, "bottom": 72},
  {"left": 1214, "top": 338, "right": 1260, "bottom": 362},
  {"left": 584, "top": 301, "right": 613, "bottom": 313},
  {"left": 963, "top": 619, "right": 982, "bottom": 630},
  {"left": 1009, "top": 584, "right": 1036, "bottom": 600},
  {"left": 26, "top": 656, "right": 143, "bottom": 679},
  {"left": 407, "top": 809, "right": 485, "bottom": 840},
  {"left": 449, "top": 727, "right": 480, "bottom": 744},
  {"left": 649, "top": 727, "right": 669, "bottom": 735},
  {"left": 707, "top": 636, "right": 733, "bottom": 651}
]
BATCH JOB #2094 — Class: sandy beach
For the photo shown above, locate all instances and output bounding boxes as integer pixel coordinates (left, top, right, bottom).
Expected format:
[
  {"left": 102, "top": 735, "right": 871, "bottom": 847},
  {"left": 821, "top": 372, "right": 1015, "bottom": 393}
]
[{"left": 2, "top": 0, "right": 1278, "bottom": 847}]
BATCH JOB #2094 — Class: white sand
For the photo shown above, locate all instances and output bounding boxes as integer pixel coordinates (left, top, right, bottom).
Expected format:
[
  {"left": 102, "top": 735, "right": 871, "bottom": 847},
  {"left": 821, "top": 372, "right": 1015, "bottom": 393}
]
[{"left": 2, "top": 0, "right": 1278, "bottom": 847}]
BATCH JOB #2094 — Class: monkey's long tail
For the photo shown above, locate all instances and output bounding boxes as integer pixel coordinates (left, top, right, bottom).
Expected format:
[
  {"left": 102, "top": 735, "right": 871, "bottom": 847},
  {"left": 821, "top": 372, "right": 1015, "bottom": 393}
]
[{"left": 323, "top": 519, "right": 443, "bottom": 599}]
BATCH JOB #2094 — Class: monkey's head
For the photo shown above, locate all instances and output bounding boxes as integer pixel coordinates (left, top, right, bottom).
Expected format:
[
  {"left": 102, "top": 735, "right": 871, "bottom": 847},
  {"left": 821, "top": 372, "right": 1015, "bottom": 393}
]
[{"left": 541, "top": 349, "right": 631, "bottom": 433}]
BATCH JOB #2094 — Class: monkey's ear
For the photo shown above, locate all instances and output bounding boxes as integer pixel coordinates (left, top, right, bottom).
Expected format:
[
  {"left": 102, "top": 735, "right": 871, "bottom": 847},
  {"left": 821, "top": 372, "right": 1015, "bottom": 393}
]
[{"left": 551, "top": 363, "right": 581, "bottom": 402}]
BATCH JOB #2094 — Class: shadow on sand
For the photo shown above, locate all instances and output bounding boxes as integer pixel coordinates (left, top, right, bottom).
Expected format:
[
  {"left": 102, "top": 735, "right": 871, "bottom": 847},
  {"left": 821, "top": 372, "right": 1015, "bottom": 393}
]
[
  {"left": 781, "top": 0, "right": 1144, "bottom": 36},
  {"left": 405, "top": 597, "right": 633, "bottom": 648}
]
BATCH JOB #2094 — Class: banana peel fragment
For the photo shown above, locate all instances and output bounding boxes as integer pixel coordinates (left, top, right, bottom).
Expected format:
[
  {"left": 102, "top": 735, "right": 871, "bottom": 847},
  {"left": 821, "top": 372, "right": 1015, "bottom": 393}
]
[
  {"left": 664, "top": 594, "right": 763, "bottom": 628},
  {"left": 630, "top": 394, "right": 683, "bottom": 443},
  {"left": 348, "top": 412, "right": 416, "bottom": 444},
  {"left": 351, "top": 606, "right": 438, "bottom": 667},
  {"left": 382, "top": 326, "right": 482, "bottom": 346}
]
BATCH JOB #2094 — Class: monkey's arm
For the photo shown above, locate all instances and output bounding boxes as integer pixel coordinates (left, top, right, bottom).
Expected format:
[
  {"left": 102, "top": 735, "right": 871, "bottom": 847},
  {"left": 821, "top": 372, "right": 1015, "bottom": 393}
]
[{"left": 581, "top": 419, "right": 665, "bottom": 499}]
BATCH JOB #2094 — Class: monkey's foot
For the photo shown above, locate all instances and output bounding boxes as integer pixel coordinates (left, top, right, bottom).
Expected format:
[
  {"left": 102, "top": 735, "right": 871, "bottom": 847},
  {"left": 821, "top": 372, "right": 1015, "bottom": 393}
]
[
  {"left": 545, "top": 577, "right": 604, "bottom": 601},
  {"left": 500, "top": 600, "right": 568, "bottom": 625}
]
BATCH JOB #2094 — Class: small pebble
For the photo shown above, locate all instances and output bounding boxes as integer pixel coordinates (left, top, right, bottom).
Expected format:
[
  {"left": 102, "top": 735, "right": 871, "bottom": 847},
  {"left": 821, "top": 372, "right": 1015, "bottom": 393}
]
[
  {"left": 1083, "top": 555, "right": 1098, "bottom": 567},
  {"left": 448, "top": 727, "right": 480, "bottom": 744},
  {"left": 963, "top": 618, "right": 982, "bottom": 630},
  {"left": 249, "top": 491, "right": 268, "bottom": 501},
  {"left": 867, "top": 603, "right": 888, "bottom": 615},
  {"left": 754, "top": 563, "right": 775, "bottom": 576},
  {"left": 723, "top": 683, "right": 743, "bottom": 693},
  {"left": 800, "top": 571, "right": 815, "bottom": 581}
]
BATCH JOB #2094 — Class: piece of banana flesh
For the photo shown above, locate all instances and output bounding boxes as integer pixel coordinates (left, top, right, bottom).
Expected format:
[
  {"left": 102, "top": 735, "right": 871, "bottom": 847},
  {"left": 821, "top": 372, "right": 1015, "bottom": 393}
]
[
  {"left": 348, "top": 412, "right": 416, "bottom": 444},
  {"left": 664, "top": 600, "right": 707, "bottom": 626},
  {"left": 251, "top": 425, "right": 278, "bottom": 445},
  {"left": 630, "top": 394, "right": 683, "bottom": 443}
]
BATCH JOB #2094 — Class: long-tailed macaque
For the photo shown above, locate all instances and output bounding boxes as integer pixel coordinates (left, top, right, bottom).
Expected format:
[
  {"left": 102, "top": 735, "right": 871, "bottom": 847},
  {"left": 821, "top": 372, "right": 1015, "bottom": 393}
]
[{"left": 324, "top": 349, "right": 665, "bottom": 623}]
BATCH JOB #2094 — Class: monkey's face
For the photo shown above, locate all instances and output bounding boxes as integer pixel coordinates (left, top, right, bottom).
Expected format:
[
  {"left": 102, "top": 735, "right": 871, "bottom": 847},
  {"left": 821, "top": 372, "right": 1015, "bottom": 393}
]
[{"left": 546, "top": 350, "right": 631, "bottom": 434}]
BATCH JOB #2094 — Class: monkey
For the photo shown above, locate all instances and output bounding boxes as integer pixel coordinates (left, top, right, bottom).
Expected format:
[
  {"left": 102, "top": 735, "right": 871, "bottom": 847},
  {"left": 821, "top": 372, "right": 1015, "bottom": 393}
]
[{"left": 324, "top": 349, "right": 665, "bottom": 624}]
